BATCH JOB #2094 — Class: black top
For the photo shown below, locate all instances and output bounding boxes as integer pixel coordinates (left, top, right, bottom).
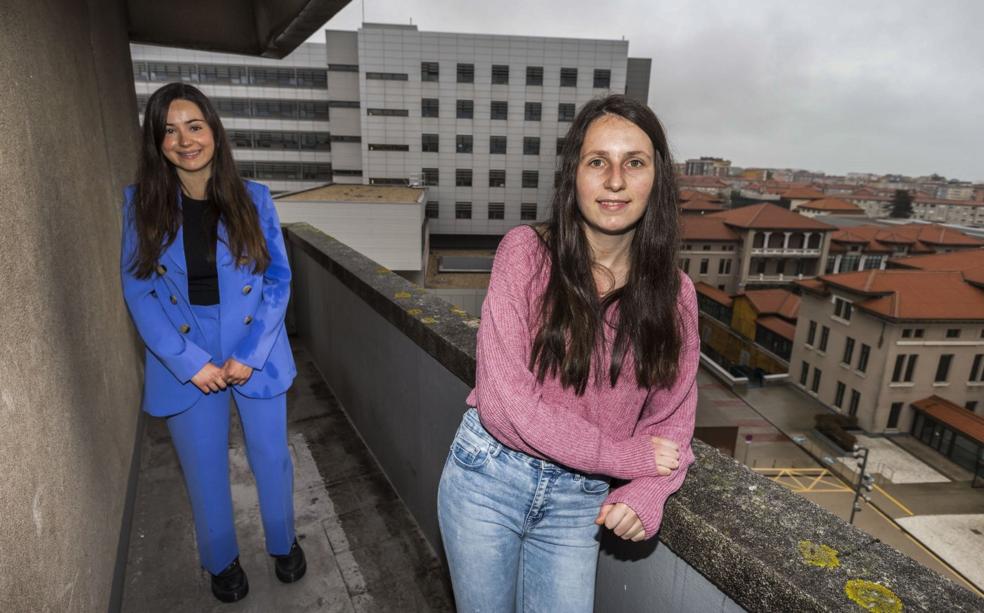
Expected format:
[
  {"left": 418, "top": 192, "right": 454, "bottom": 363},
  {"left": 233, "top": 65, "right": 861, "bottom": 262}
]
[{"left": 182, "top": 196, "right": 220, "bottom": 305}]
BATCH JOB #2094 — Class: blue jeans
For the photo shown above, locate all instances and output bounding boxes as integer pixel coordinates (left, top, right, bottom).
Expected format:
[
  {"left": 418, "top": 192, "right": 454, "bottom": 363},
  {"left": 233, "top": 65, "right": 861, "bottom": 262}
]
[{"left": 437, "top": 409, "right": 608, "bottom": 613}]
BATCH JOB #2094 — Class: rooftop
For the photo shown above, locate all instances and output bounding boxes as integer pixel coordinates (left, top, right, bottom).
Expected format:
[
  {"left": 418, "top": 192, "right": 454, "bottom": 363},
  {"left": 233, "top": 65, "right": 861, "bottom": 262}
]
[
  {"left": 681, "top": 216, "right": 741, "bottom": 241},
  {"left": 694, "top": 281, "right": 734, "bottom": 306},
  {"left": 911, "top": 396, "right": 984, "bottom": 446},
  {"left": 737, "top": 288, "right": 801, "bottom": 320},
  {"left": 708, "top": 203, "right": 837, "bottom": 231},
  {"left": 756, "top": 315, "right": 797, "bottom": 341},
  {"left": 275, "top": 184, "right": 426, "bottom": 204},
  {"left": 797, "top": 197, "right": 865, "bottom": 214}
]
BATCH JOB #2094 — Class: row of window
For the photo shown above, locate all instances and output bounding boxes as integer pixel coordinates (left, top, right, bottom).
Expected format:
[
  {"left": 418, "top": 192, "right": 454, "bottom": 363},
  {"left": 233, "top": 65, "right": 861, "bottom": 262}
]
[
  {"left": 679, "top": 258, "right": 732, "bottom": 275},
  {"left": 806, "top": 321, "right": 872, "bottom": 372},
  {"left": 893, "top": 353, "right": 984, "bottom": 384},
  {"left": 235, "top": 162, "right": 332, "bottom": 181},
  {"left": 414, "top": 134, "right": 564, "bottom": 155},
  {"left": 136, "top": 95, "right": 331, "bottom": 120},
  {"left": 901, "top": 327, "right": 972, "bottom": 339},
  {"left": 801, "top": 361, "right": 910, "bottom": 428},
  {"left": 386, "top": 99, "right": 578, "bottom": 121},
  {"left": 421, "top": 168, "right": 541, "bottom": 189},
  {"left": 424, "top": 201, "right": 538, "bottom": 221},
  {"left": 132, "top": 61, "right": 327, "bottom": 88},
  {"left": 227, "top": 130, "right": 331, "bottom": 151},
  {"left": 413, "top": 63, "right": 611, "bottom": 88}
]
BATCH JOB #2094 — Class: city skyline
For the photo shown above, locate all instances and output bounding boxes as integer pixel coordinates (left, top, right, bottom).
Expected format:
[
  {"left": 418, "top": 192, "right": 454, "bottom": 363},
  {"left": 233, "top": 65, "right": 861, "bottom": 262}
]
[{"left": 310, "top": 1, "right": 984, "bottom": 182}]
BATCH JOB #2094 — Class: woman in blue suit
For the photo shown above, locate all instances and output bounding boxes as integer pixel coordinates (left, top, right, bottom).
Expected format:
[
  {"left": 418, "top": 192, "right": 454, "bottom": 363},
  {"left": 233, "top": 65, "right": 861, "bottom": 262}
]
[{"left": 121, "top": 83, "right": 304, "bottom": 603}]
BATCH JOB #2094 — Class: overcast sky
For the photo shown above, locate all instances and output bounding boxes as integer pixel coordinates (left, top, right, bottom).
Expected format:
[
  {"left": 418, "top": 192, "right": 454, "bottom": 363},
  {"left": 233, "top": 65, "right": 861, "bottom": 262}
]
[{"left": 309, "top": 1, "right": 984, "bottom": 182}]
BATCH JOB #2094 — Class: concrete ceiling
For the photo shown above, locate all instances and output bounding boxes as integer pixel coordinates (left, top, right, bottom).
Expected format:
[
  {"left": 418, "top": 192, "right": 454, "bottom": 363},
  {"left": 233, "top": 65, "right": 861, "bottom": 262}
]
[{"left": 126, "top": 0, "right": 351, "bottom": 58}]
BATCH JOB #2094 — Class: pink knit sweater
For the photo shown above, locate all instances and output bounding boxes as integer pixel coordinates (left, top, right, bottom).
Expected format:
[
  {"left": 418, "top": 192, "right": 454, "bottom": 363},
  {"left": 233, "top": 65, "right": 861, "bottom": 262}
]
[{"left": 466, "top": 225, "right": 700, "bottom": 538}]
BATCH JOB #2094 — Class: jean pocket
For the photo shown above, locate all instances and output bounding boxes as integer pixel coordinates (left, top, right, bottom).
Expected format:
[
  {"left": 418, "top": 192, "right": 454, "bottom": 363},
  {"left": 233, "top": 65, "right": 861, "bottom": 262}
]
[
  {"left": 449, "top": 423, "right": 492, "bottom": 470},
  {"left": 579, "top": 476, "right": 610, "bottom": 495}
]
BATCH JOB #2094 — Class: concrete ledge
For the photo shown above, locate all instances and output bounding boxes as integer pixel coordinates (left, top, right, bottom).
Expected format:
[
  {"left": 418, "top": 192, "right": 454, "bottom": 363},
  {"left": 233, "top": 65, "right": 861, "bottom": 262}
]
[{"left": 284, "top": 224, "right": 984, "bottom": 612}]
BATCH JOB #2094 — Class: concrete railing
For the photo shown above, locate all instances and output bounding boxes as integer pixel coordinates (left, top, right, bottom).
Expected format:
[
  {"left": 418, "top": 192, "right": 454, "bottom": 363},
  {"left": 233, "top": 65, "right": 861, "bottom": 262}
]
[{"left": 284, "top": 223, "right": 983, "bottom": 613}]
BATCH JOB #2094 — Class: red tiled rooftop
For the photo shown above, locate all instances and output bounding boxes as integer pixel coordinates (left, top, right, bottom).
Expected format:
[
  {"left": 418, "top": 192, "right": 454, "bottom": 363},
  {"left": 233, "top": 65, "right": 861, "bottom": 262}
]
[
  {"left": 890, "top": 249, "right": 984, "bottom": 273},
  {"left": 694, "top": 281, "right": 733, "bottom": 307},
  {"left": 680, "top": 189, "right": 723, "bottom": 203},
  {"left": 816, "top": 270, "right": 984, "bottom": 321},
  {"left": 738, "top": 289, "right": 800, "bottom": 319},
  {"left": 797, "top": 198, "right": 864, "bottom": 214},
  {"left": 678, "top": 176, "right": 731, "bottom": 188},
  {"left": 680, "top": 216, "right": 741, "bottom": 241},
  {"left": 707, "top": 203, "right": 836, "bottom": 231},
  {"left": 756, "top": 315, "right": 796, "bottom": 341},
  {"left": 911, "top": 396, "right": 984, "bottom": 445}
]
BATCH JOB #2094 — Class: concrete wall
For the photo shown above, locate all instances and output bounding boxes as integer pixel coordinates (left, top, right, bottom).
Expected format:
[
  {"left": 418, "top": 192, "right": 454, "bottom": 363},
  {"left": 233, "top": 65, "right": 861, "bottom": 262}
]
[{"left": 0, "top": 0, "right": 144, "bottom": 610}]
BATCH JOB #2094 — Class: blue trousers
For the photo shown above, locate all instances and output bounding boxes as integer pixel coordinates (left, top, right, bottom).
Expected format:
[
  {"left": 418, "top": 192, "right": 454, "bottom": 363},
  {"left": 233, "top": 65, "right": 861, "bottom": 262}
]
[
  {"left": 165, "top": 305, "right": 295, "bottom": 574},
  {"left": 437, "top": 409, "right": 607, "bottom": 613}
]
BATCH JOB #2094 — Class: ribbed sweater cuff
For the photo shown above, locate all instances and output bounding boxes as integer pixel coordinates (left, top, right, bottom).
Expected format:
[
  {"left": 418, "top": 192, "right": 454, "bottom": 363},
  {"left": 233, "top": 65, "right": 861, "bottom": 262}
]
[
  {"left": 598, "top": 435, "right": 658, "bottom": 479},
  {"left": 604, "top": 481, "right": 670, "bottom": 539}
]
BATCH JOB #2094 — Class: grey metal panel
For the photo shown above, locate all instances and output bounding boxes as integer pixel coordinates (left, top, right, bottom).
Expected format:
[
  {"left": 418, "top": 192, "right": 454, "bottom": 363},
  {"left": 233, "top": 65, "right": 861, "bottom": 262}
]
[{"left": 625, "top": 57, "right": 652, "bottom": 105}]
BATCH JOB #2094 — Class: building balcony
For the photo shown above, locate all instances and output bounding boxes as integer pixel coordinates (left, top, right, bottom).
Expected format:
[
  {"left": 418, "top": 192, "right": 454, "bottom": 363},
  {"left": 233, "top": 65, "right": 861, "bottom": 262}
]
[
  {"left": 750, "top": 247, "right": 822, "bottom": 256},
  {"left": 746, "top": 272, "right": 807, "bottom": 283},
  {"left": 121, "top": 223, "right": 984, "bottom": 611}
]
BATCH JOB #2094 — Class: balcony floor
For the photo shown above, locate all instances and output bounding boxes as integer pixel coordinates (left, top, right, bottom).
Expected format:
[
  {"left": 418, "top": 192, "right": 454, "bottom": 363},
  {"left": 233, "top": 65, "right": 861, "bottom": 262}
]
[{"left": 121, "top": 340, "right": 454, "bottom": 612}]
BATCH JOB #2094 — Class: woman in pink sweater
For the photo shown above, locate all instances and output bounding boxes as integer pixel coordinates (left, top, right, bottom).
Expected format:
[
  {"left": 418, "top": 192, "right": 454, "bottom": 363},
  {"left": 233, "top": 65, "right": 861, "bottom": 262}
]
[{"left": 437, "top": 94, "right": 699, "bottom": 612}]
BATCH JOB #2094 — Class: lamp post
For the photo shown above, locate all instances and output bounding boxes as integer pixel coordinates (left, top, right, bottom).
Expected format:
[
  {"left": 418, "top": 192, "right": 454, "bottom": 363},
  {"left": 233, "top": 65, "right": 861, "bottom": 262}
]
[{"left": 849, "top": 445, "right": 873, "bottom": 525}]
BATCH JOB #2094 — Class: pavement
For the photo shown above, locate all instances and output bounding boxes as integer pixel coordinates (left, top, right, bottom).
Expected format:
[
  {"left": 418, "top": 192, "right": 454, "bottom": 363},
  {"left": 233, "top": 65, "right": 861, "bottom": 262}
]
[
  {"left": 121, "top": 341, "right": 453, "bottom": 612},
  {"left": 697, "top": 373, "right": 984, "bottom": 595}
]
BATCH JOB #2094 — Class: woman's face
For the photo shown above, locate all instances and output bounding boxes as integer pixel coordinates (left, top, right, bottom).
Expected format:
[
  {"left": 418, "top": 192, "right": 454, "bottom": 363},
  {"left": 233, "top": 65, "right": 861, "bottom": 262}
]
[
  {"left": 161, "top": 99, "right": 216, "bottom": 181},
  {"left": 575, "top": 114, "right": 656, "bottom": 238}
]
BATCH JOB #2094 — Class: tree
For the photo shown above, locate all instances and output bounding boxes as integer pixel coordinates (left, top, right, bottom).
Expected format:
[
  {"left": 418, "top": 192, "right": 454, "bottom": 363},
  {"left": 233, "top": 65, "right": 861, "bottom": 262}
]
[{"left": 890, "top": 189, "right": 913, "bottom": 218}]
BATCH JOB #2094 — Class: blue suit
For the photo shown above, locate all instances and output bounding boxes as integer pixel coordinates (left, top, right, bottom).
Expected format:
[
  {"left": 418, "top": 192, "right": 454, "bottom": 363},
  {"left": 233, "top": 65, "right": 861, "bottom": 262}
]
[{"left": 121, "top": 180, "right": 297, "bottom": 573}]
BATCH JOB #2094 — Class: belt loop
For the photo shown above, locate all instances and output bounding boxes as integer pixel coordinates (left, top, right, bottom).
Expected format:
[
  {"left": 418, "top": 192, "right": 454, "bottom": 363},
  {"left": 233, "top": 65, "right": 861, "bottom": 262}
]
[{"left": 489, "top": 441, "right": 502, "bottom": 457}]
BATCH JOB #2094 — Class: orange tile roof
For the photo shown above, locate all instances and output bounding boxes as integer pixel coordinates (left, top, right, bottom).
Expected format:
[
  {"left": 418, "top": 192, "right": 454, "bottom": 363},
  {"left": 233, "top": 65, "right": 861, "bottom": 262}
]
[
  {"left": 756, "top": 315, "right": 796, "bottom": 341},
  {"left": 911, "top": 396, "right": 984, "bottom": 445},
  {"left": 680, "top": 216, "right": 741, "bottom": 241},
  {"left": 817, "top": 270, "right": 984, "bottom": 321},
  {"left": 678, "top": 176, "right": 731, "bottom": 188},
  {"left": 890, "top": 249, "right": 984, "bottom": 273},
  {"left": 680, "top": 189, "right": 723, "bottom": 203},
  {"left": 707, "top": 203, "right": 836, "bottom": 231},
  {"left": 899, "top": 223, "right": 984, "bottom": 247},
  {"left": 738, "top": 289, "right": 801, "bottom": 319},
  {"left": 780, "top": 186, "right": 825, "bottom": 200},
  {"left": 694, "top": 281, "right": 733, "bottom": 307},
  {"left": 797, "top": 197, "right": 864, "bottom": 214},
  {"left": 827, "top": 223, "right": 983, "bottom": 254}
]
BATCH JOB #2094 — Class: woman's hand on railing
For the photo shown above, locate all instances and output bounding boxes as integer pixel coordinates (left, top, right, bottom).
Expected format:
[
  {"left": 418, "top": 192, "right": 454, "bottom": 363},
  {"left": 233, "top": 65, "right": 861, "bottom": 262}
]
[{"left": 651, "top": 436, "right": 681, "bottom": 476}]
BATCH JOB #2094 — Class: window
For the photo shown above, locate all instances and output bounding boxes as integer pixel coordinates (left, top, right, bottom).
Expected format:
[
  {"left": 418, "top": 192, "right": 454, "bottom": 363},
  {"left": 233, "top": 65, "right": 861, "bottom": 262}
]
[
  {"left": 848, "top": 390, "right": 861, "bottom": 417},
  {"left": 560, "top": 67, "right": 578, "bottom": 87},
  {"left": 526, "top": 66, "right": 543, "bottom": 86},
  {"left": 915, "top": 328, "right": 925, "bottom": 338},
  {"left": 946, "top": 328, "right": 961, "bottom": 338},
  {"left": 892, "top": 354, "right": 918, "bottom": 382},
  {"left": 834, "top": 297, "right": 853, "bottom": 321},
  {"left": 366, "top": 71, "right": 408, "bottom": 81},
  {"left": 249, "top": 66, "right": 297, "bottom": 86},
  {"left": 800, "top": 361, "right": 809, "bottom": 386},
  {"left": 904, "top": 354, "right": 918, "bottom": 382},
  {"left": 593, "top": 68, "right": 611, "bottom": 88},
  {"left": 811, "top": 368, "right": 822, "bottom": 393},
  {"left": 525, "top": 102, "right": 542, "bottom": 121},
  {"left": 554, "top": 171, "right": 562, "bottom": 188},
  {"left": 971, "top": 354, "right": 984, "bottom": 382},
  {"left": 328, "top": 63, "right": 359, "bottom": 72},
  {"left": 367, "top": 108, "right": 409, "bottom": 117},
  {"left": 522, "top": 171, "right": 539, "bottom": 188},
  {"left": 489, "top": 136, "right": 507, "bottom": 154},
  {"left": 330, "top": 134, "right": 361, "bottom": 143},
  {"left": 457, "top": 99, "right": 474, "bottom": 119},
  {"left": 699, "top": 259, "right": 709, "bottom": 275},
  {"left": 491, "top": 64, "right": 509, "bottom": 84},
  {"left": 455, "top": 202, "right": 472, "bottom": 219},
  {"left": 425, "top": 201, "right": 439, "bottom": 219},
  {"left": 457, "top": 63, "right": 474, "bottom": 83},
  {"left": 421, "top": 168, "right": 439, "bottom": 186},
  {"left": 967, "top": 401, "right": 979, "bottom": 413},
  {"left": 556, "top": 138, "right": 567, "bottom": 155},
  {"left": 368, "top": 143, "right": 409, "bottom": 151},
  {"left": 521, "top": 203, "right": 538, "bottom": 221},
  {"left": 558, "top": 103, "right": 576, "bottom": 122},
  {"left": 857, "top": 344, "right": 870, "bottom": 373},
  {"left": 490, "top": 101, "right": 508, "bottom": 120},
  {"left": 296, "top": 69, "right": 328, "bottom": 88},
  {"left": 421, "top": 61, "right": 439, "bottom": 82},
  {"left": 488, "top": 203, "right": 505, "bottom": 220},
  {"left": 421, "top": 133, "right": 439, "bottom": 153},
  {"left": 834, "top": 382, "right": 846, "bottom": 408},
  {"left": 718, "top": 259, "right": 732, "bottom": 275},
  {"left": 298, "top": 101, "right": 331, "bottom": 119},
  {"left": 421, "top": 98, "right": 440, "bottom": 118},
  {"left": 679, "top": 259, "right": 690, "bottom": 273},
  {"left": 523, "top": 137, "right": 540, "bottom": 155},
  {"left": 842, "top": 337, "right": 855, "bottom": 365},
  {"left": 818, "top": 326, "right": 830, "bottom": 352},
  {"left": 455, "top": 169, "right": 473, "bottom": 187},
  {"left": 368, "top": 177, "right": 408, "bottom": 186},
  {"left": 456, "top": 135, "right": 473, "bottom": 154},
  {"left": 887, "top": 402, "right": 903, "bottom": 429},
  {"left": 488, "top": 170, "right": 506, "bottom": 188},
  {"left": 807, "top": 321, "right": 817, "bottom": 346},
  {"left": 935, "top": 354, "right": 953, "bottom": 383},
  {"left": 327, "top": 100, "right": 360, "bottom": 109},
  {"left": 902, "top": 328, "right": 912, "bottom": 338}
]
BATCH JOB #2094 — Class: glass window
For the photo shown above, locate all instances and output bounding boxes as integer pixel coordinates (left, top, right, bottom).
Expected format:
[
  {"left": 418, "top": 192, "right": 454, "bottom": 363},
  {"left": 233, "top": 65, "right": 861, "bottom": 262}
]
[
  {"left": 368, "top": 143, "right": 409, "bottom": 152},
  {"left": 421, "top": 61, "right": 440, "bottom": 82},
  {"left": 800, "top": 361, "right": 809, "bottom": 386},
  {"left": 365, "top": 72, "right": 408, "bottom": 81},
  {"left": 328, "top": 64, "right": 359, "bottom": 72},
  {"left": 296, "top": 69, "right": 327, "bottom": 88},
  {"left": 888, "top": 402, "right": 903, "bottom": 429},
  {"left": 425, "top": 201, "right": 439, "bottom": 219},
  {"left": 421, "top": 168, "right": 439, "bottom": 186},
  {"left": 526, "top": 66, "right": 543, "bottom": 86},
  {"left": 523, "top": 137, "right": 540, "bottom": 155},
  {"left": 904, "top": 354, "right": 918, "bottom": 382},
  {"left": 422, "top": 98, "right": 440, "bottom": 118},
  {"left": 228, "top": 130, "right": 253, "bottom": 148},
  {"left": 558, "top": 103, "right": 576, "bottom": 122},
  {"left": 253, "top": 100, "right": 297, "bottom": 119},
  {"left": 521, "top": 203, "right": 537, "bottom": 221},
  {"left": 522, "top": 170, "right": 539, "bottom": 188},
  {"left": 236, "top": 161, "right": 256, "bottom": 178},
  {"left": 593, "top": 68, "right": 611, "bottom": 88},
  {"left": 455, "top": 169, "right": 473, "bottom": 187},
  {"left": 298, "top": 101, "right": 331, "bottom": 120},
  {"left": 250, "top": 66, "right": 296, "bottom": 86},
  {"left": 198, "top": 65, "right": 248, "bottom": 85},
  {"left": 811, "top": 368, "right": 822, "bottom": 393},
  {"left": 488, "top": 170, "right": 506, "bottom": 188},
  {"left": 491, "top": 64, "right": 509, "bottom": 85},
  {"left": 848, "top": 389, "right": 861, "bottom": 416},
  {"left": 457, "top": 99, "right": 474, "bottom": 119},
  {"left": 456, "top": 135, "right": 473, "bottom": 154},
  {"left": 560, "top": 67, "right": 578, "bottom": 87},
  {"left": 935, "top": 354, "right": 953, "bottom": 383},
  {"left": 302, "top": 164, "right": 333, "bottom": 181},
  {"left": 842, "top": 337, "right": 855, "bottom": 364},
  {"left": 299, "top": 133, "right": 331, "bottom": 151},
  {"left": 834, "top": 382, "right": 846, "bottom": 408},
  {"left": 946, "top": 328, "right": 961, "bottom": 338},
  {"left": 857, "top": 344, "right": 870, "bottom": 372},
  {"left": 556, "top": 137, "right": 567, "bottom": 155},
  {"left": 970, "top": 354, "right": 984, "bottom": 382},
  {"left": 490, "top": 101, "right": 508, "bottom": 120},
  {"left": 525, "top": 102, "right": 542, "bottom": 121},
  {"left": 327, "top": 100, "right": 360, "bottom": 108},
  {"left": 699, "top": 259, "right": 709, "bottom": 274},
  {"left": 421, "top": 133, "right": 439, "bottom": 153},
  {"left": 457, "top": 63, "right": 474, "bottom": 83},
  {"left": 213, "top": 98, "right": 251, "bottom": 117},
  {"left": 819, "top": 326, "right": 829, "bottom": 351},
  {"left": 367, "top": 108, "right": 409, "bottom": 117},
  {"left": 488, "top": 203, "right": 505, "bottom": 220},
  {"left": 489, "top": 136, "right": 507, "bottom": 154},
  {"left": 455, "top": 202, "right": 472, "bottom": 219}
]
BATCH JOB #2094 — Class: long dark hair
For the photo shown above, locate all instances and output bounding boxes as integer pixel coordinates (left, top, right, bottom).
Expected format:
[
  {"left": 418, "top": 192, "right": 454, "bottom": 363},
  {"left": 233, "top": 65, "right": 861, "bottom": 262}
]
[
  {"left": 128, "top": 83, "right": 269, "bottom": 278},
  {"left": 530, "top": 95, "right": 681, "bottom": 394}
]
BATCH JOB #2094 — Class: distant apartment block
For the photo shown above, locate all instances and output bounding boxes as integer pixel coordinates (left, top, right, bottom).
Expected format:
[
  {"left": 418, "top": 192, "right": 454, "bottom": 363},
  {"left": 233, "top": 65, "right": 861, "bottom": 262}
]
[
  {"left": 131, "top": 24, "right": 652, "bottom": 236},
  {"left": 684, "top": 157, "right": 731, "bottom": 177}
]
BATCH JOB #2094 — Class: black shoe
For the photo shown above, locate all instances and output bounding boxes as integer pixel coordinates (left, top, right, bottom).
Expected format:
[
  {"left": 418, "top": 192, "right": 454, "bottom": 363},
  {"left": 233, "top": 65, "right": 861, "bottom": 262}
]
[
  {"left": 210, "top": 557, "right": 249, "bottom": 603},
  {"left": 273, "top": 539, "right": 307, "bottom": 583}
]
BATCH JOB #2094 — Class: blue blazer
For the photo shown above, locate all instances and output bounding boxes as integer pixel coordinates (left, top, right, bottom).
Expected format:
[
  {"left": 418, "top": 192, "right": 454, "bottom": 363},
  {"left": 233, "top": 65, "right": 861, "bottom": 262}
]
[{"left": 120, "top": 180, "right": 296, "bottom": 417}]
